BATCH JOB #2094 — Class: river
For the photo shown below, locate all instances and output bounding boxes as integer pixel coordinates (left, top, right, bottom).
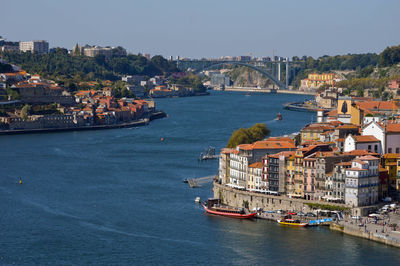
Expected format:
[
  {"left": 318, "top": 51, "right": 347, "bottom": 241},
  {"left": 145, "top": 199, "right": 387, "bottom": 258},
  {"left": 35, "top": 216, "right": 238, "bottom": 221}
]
[{"left": 1, "top": 91, "right": 399, "bottom": 265}]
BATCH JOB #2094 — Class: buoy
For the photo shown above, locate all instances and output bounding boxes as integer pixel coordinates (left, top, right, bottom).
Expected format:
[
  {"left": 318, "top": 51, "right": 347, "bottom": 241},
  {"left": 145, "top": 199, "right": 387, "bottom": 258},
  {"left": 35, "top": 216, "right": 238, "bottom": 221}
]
[
  {"left": 161, "top": 137, "right": 164, "bottom": 142},
  {"left": 19, "top": 178, "right": 22, "bottom": 185}
]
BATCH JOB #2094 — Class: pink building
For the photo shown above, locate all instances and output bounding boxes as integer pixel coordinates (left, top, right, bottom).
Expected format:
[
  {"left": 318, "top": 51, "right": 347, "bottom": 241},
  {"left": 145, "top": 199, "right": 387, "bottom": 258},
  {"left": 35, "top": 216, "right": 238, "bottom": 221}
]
[
  {"left": 388, "top": 79, "right": 400, "bottom": 89},
  {"left": 303, "top": 156, "right": 316, "bottom": 200}
]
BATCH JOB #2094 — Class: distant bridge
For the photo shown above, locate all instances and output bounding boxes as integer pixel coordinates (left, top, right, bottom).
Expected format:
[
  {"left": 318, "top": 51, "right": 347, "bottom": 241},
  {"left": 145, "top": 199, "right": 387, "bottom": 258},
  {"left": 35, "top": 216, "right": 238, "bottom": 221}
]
[{"left": 175, "top": 59, "right": 305, "bottom": 90}]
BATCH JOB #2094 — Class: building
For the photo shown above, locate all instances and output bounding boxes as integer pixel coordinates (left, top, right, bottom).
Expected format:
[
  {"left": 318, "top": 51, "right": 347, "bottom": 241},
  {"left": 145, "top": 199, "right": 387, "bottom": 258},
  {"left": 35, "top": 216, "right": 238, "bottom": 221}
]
[
  {"left": 381, "top": 153, "right": 400, "bottom": 197},
  {"left": 300, "top": 123, "right": 336, "bottom": 143},
  {"left": 332, "top": 162, "right": 352, "bottom": 203},
  {"left": 19, "top": 40, "right": 49, "bottom": 54},
  {"left": 300, "top": 73, "right": 340, "bottom": 90},
  {"left": 345, "top": 156, "right": 379, "bottom": 207},
  {"left": 303, "top": 155, "right": 317, "bottom": 200},
  {"left": 362, "top": 121, "right": 400, "bottom": 154},
  {"left": 210, "top": 74, "right": 231, "bottom": 87},
  {"left": 343, "top": 135, "right": 382, "bottom": 154},
  {"left": 247, "top": 162, "right": 263, "bottom": 190}
]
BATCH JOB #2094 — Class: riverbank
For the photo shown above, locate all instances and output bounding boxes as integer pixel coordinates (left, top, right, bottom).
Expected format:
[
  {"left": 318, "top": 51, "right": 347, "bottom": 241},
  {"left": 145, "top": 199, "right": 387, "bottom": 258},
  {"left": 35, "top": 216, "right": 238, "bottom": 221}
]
[
  {"left": 222, "top": 86, "right": 315, "bottom": 95},
  {"left": 0, "top": 110, "right": 166, "bottom": 135}
]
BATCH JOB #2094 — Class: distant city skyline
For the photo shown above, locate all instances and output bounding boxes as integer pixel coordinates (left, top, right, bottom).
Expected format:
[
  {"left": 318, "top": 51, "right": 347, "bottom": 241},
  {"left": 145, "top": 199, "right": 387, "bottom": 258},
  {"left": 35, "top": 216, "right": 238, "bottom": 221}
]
[{"left": 1, "top": 0, "right": 400, "bottom": 59}]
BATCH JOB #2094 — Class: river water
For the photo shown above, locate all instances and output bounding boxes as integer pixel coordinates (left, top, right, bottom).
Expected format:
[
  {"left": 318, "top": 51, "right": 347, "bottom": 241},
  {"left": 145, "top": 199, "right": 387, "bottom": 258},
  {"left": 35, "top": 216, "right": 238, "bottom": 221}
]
[{"left": 1, "top": 91, "right": 399, "bottom": 265}]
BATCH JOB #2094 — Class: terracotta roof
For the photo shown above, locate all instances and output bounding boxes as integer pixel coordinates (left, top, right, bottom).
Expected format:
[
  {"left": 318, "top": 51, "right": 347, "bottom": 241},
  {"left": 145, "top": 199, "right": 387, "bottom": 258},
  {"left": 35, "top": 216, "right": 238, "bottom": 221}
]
[
  {"left": 358, "top": 155, "right": 380, "bottom": 161},
  {"left": 383, "top": 153, "right": 400, "bottom": 159},
  {"left": 386, "top": 123, "right": 400, "bottom": 133},
  {"left": 249, "top": 162, "right": 263, "bottom": 168},
  {"left": 353, "top": 159, "right": 367, "bottom": 165},
  {"left": 347, "top": 167, "right": 368, "bottom": 171},
  {"left": 356, "top": 101, "right": 399, "bottom": 111},
  {"left": 336, "top": 124, "right": 359, "bottom": 129},
  {"left": 336, "top": 161, "right": 352, "bottom": 166},
  {"left": 327, "top": 110, "right": 338, "bottom": 117},
  {"left": 354, "top": 135, "right": 379, "bottom": 143}
]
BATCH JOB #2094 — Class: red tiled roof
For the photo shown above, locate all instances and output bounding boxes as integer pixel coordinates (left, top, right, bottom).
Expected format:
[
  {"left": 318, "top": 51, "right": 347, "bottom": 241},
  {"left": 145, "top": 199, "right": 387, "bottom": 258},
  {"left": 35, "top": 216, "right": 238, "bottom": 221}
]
[{"left": 354, "top": 135, "right": 379, "bottom": 143}]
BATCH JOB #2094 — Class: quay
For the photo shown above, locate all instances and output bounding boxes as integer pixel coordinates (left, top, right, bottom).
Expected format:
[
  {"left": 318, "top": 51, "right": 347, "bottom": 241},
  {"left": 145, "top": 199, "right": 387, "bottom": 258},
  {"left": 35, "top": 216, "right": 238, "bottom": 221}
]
[
  {"left": 222, "top": 86, "right": 315, "bottom": 95},
  {"left": 0, "top": 111, "right": 166, "bottom": 135}
]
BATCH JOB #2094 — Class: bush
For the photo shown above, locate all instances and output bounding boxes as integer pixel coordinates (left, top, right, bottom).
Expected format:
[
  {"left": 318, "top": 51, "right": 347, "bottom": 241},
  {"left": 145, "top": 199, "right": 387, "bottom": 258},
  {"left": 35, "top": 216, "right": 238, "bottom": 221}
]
[{"left": 227, "top": 123, "right": 270, "bottom": 148}]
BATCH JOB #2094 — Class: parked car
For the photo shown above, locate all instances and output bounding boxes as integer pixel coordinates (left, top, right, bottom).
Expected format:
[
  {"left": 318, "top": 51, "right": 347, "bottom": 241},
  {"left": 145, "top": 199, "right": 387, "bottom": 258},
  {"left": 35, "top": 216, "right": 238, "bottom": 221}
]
[
  {"left": 277, "top": 210, "right": 286, "bottom": 214},
  {"left": 306, "top": 212, "right": 317, "bottom": 217},
  {"left": 351, "top": 216, "right": 361, "bottom": 220},
  {"left": 297, "top": 211, "right": 305, "bottom": 216}
]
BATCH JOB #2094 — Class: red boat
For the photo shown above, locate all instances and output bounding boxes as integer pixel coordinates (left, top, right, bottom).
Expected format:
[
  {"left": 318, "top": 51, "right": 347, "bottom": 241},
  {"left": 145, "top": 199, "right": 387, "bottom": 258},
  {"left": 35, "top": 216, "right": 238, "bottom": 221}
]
[{"left": 201, "top": 199, "right": 257, "bottom": 219}]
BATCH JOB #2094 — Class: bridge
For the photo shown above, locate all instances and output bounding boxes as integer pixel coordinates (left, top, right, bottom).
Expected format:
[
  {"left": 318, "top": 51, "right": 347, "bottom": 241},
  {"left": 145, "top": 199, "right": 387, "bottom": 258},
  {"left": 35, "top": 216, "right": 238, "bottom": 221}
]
[{"left": 175, "top": 59, "right": 305, "bottom": 89}]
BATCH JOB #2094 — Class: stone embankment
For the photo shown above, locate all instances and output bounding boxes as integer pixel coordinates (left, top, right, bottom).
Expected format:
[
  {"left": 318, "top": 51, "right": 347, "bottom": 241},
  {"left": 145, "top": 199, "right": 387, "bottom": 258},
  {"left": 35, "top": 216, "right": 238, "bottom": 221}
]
[
  {"left": 0, "top": 111, "right": 166, "bottom": 135},
  {"left": 223, "top": 86, "right": 315, "bottom": 95}
]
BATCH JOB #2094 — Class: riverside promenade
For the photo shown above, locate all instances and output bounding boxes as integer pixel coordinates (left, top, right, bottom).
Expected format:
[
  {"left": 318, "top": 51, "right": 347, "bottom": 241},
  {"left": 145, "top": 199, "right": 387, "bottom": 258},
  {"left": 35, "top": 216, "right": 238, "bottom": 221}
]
[{"left": 331, "top": 211, "right": 400, "bottom": 248}]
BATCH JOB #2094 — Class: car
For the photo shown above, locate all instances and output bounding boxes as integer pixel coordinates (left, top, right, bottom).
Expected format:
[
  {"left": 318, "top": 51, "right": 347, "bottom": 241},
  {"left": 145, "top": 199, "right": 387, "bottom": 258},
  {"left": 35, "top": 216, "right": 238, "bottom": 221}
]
[
  {"left": 288, "top": 211, "right": 297, "bottom": 215},
  {"left": 277, "top": 210, "right": 286, "bottom": 214},
  {"left": 306, "top": 212, "right": 317, "bottom": 217},
  {"left": 351, "top": 216, "right": 361, "bottom": 220},
  {"left": 297, "top": 211, "right": 305, "bottom": 216}
]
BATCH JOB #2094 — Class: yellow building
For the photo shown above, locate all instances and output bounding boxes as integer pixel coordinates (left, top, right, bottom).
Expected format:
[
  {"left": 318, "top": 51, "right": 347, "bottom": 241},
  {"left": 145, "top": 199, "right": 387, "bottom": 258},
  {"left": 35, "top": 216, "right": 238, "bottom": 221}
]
[
  {"left": 300, "top": 73, "right": 337, "bottom": 90},
  {"left": 300, "top": 123, "right": 335, "bottom": 143},
  {"left": 285, "top": 153, "right": 296, "bottom": 196},
  {"left": 382, "top": 154, "right": 400, "bottom": 193},
  {"left": 247, "top": 162, "right": 263, "bottom": 190},
  {"left": 337, "top": 97, "right": 363, "bottom": 126}
]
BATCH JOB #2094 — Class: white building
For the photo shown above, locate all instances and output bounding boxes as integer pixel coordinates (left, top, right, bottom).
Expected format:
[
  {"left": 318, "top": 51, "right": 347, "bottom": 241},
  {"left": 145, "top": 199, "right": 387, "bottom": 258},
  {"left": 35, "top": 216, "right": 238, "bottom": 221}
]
[
  {"left": 345, "top": 156, "right": 379, "bottom": 207},
  {"left": 343, "top": 134, "right": 381, "bottom": 154},
  {"left": 19, "top": 40, "right": 49, "bottom": 54},
  {"left": 362, "top": 121, "right": 400, "bottom": 154}
]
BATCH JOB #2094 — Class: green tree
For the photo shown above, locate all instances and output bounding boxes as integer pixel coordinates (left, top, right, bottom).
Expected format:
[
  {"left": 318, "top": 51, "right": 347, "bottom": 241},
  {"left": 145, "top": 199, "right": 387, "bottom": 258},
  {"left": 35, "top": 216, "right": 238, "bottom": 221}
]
[
  {"left": 227, "top": 123, "right": 270, "bottom": 148},
  {"left": 21, "top": 104, "right": 31, "bottom": 120}
]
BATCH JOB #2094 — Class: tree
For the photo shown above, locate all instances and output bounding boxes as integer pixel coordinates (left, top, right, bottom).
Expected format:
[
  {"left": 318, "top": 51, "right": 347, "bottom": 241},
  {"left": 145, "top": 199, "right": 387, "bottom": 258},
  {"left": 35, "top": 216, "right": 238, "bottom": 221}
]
[
  {"left": 21, "top": 104, "right": 31, "bottom": 120},
  {"left": 227, "top": 123, "right": 270, "bottom": 148}
]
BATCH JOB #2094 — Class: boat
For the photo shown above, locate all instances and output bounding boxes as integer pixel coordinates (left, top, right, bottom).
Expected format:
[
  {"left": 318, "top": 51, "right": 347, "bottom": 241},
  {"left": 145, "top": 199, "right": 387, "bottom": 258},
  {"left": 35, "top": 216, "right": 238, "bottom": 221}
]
[
  {"left": 201, "top": 199, "right": 256, "bottom": 219},
  {"left": 183, "top": 179, "right": 188, "bottom": 183},
  {"left": 274, "top": 113, "right": 282, "bottom": 121},
  {"left": 198, "top": 146, "right": 218, "bottom": 161},
  {"left": 245, "top": 92, "right": 251, "bottom": 96},
  {"left": 277, "top": 218, "right": 307, "bottom": 227},
  {"left": 195, "top": 197, "right": 201, "bottom": 203}
]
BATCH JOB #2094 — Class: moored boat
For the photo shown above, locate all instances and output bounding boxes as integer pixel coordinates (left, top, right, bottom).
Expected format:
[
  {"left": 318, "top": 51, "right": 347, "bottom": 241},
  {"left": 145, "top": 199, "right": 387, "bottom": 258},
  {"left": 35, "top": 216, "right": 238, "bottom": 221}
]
[
  {"left": 277, "top": 218, "right": 307, "bottom": 227},
  {"left": 201, "top": 199, "right": 256, "bottom": 219},
  {"left": 274, "top": 113, "right": 282, "bottom": 121}
]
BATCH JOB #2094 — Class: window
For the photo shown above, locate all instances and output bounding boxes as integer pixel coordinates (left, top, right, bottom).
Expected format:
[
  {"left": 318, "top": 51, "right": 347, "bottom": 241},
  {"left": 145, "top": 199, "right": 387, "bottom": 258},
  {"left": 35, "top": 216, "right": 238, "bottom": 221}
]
[
  {"left": 388, "top": 148, "right": 392, "bottom": 153},
  {"left": 375, "top": 145, "right": 378, "bottom": 152},
  {"left": 368, "top": 145, "right": 371, "bottom": 151},
  {"left": 396, "top": 148, "right": 400, "bottom": 154}
]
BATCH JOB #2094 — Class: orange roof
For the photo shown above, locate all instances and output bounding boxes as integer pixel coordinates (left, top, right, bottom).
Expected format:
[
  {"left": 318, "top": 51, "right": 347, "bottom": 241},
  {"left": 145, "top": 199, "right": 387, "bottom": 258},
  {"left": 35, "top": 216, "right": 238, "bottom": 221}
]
[
  {"left": 336, "top": 124, "right": 359, "bottom": 129},
  {"left": 249, "top": 162, "right": 263, "bottom": 168},
  {"left": 358, "top": 155, "right": 380, "bottom": 161},
  {"left": 354, "top": 135, "right": 379, "bottom": 143},
  {"left": 353, "top": 159, "right": 367, "bottom": 165},
  {"left": 221, "top": 148, "right": 236, "bottom": 154},
  {"left": 386, "top": 123, "right": 400, "bottom": 133},
  {"left": 356, "top": 101, "right": 399, "bottom": 111},
  {"left": 327, "top": 110, "right": 338, "bottom": 117},
  {"left": 336, "top": 161, "right": 352, "bottom": 166},
  {"left": 347, "top": 167, "right": 368, "bottom": 171}
]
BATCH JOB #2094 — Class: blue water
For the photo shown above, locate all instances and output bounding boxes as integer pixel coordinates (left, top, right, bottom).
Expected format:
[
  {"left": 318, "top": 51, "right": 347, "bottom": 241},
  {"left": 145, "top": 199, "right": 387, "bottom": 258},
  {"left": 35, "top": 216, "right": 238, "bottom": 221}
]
[{"left": 1, "top": 91, "right": 399, "bottom": 265}]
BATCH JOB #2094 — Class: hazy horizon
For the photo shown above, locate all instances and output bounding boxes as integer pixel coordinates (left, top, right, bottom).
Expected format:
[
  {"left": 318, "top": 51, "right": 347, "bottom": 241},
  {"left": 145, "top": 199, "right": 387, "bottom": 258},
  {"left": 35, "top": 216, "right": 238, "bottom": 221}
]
[{"left": 1, "top": 0, "right": 400, "bottom": 59}]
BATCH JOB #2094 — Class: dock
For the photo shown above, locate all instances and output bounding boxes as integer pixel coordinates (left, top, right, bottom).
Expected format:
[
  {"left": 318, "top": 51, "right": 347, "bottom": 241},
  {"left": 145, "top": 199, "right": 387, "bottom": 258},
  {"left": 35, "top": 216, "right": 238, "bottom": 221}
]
[{"left": 187, "top": 175, "right": 216, "bottom": 188}]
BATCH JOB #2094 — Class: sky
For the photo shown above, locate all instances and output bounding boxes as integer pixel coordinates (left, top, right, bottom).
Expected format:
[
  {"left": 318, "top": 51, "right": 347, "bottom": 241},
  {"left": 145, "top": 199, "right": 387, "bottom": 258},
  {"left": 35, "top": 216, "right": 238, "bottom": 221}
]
[{"left": 1, "top": 0, "right": 399, "bottom": 59}]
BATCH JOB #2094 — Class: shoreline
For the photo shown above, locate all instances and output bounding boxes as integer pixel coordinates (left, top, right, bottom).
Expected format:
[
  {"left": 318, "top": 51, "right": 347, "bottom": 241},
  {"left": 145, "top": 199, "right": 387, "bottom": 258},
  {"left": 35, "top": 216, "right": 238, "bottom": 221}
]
[
  {"left": 222, "top": 86, "right": 315, "bottom": 95},
  {"left": 0, "top": 110, "right": 167, "bottom": 135},
  {"left": 213, "top": 182, "right": 400, "bottom": 248}
]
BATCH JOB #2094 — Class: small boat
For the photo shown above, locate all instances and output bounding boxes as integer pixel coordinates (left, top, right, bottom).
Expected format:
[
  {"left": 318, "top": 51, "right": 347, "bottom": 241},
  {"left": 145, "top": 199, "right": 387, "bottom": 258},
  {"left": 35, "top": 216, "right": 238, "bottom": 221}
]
[
  {"left": 245, "top": 92, "right": 251, "bottom": 96},
  {"left": 277, "top": 218, "right": 307, "bottom": 227},
  {"left": 183, "top": 179, "right": 188, "bottom": 183},
  {"left": 275, "top": 113, "right": 282, "bottom": 121},
  {"left": 201, "top": 199, "right": 256, "bottom": 219},
  {"left": 195, "top": 197, "right": 201, "bottom": 203}
]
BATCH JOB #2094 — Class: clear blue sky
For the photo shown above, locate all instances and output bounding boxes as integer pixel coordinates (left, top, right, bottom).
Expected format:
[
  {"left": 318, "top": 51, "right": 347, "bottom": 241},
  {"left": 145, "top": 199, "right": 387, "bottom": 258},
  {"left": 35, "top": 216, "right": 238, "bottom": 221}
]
[{"left": 1, "top": 0, "right": 399, "bottom": 59}]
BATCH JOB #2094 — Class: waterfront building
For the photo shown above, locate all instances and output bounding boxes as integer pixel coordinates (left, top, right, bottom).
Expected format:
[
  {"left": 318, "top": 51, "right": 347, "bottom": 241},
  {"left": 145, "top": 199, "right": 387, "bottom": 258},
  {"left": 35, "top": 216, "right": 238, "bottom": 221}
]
[
  {"left": 303, "top": 155, "right": 316, "bottom": 200},
  {"left": 293, "top": 150, "right": 304, "bottom": 198},
  {"left": 19, "top": 40, "right": 49, "bottom": 54},
  {"left": 345, "top": 155, "right": 379, "bottom": 207},
  {"left": 219, "top": 148, "right": 234, "bottom": 185},
  {"left": 210, "top": 74, "right": 231, "bottom": 87},
  {"left": 285, "top": 152, "right": 296, "bottom": 196},
  {"left": 379, "top": 166, "right": 389, "bottom": 200},
  {"left": 343, "top": 135, "right": 382, "bottom": 154},
  {"left": 332, "top": 162, "right": 352, "bottom": 203},
  {"left": 247, "top": 162, "right": 263, "bottom": 190}
]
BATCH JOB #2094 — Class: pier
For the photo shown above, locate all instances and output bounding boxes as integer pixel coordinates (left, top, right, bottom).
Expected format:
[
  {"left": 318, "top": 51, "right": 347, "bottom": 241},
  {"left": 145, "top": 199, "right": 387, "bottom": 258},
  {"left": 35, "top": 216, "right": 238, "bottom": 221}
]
[{"left": 187, "top": 175, "right": 216, "bottom": 188}]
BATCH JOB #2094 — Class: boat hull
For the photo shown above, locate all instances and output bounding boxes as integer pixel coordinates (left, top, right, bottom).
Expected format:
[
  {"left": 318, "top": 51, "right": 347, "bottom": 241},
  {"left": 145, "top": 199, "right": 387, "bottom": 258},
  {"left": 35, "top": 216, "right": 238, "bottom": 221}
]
[
  {"left": 278, "top": 221, "right": 307, "bottom": 227},
  {"left": 201, "top": 204, "right": 256, "bottom": 219}
]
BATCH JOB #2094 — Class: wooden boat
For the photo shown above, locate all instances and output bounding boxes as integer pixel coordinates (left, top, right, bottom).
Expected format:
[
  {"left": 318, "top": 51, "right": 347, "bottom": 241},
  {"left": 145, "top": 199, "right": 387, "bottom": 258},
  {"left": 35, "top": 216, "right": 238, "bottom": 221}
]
[
  {"left": 202, "top": 199, "right": 256, "bottom": 219},
  {"left": 277, "top": 218, "right": 307, "bottom": 227}
]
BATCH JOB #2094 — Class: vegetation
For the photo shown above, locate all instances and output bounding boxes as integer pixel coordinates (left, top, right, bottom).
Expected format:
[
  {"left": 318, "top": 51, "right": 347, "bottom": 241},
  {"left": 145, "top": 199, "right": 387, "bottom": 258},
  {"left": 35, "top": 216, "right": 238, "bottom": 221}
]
[
  {"left": 0, "top": 62, "right": 13, "bottom": 73},
  {"left": 168, "top": 73, "right": 206, "bottom": 93},
  {"left": 0, "top": 49, "right": 178, "bottom": 84},
  {"left": 30, "top": 104, "right": 61, "bottom": 115},
  {"left": 111, "top": 81, "right": 135, "bottom": 98},
  {"left": 227, "top": 123, "right": 270, "bottom": 148},
  {"left": 379, "top": 44, "right": 400, "bottom": 67},
  {"left": 305, "top": 203, "right": 350, "bottom": 212},
  {"left": 21, "top": 104, "right": 31, "bottom": 120}
]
